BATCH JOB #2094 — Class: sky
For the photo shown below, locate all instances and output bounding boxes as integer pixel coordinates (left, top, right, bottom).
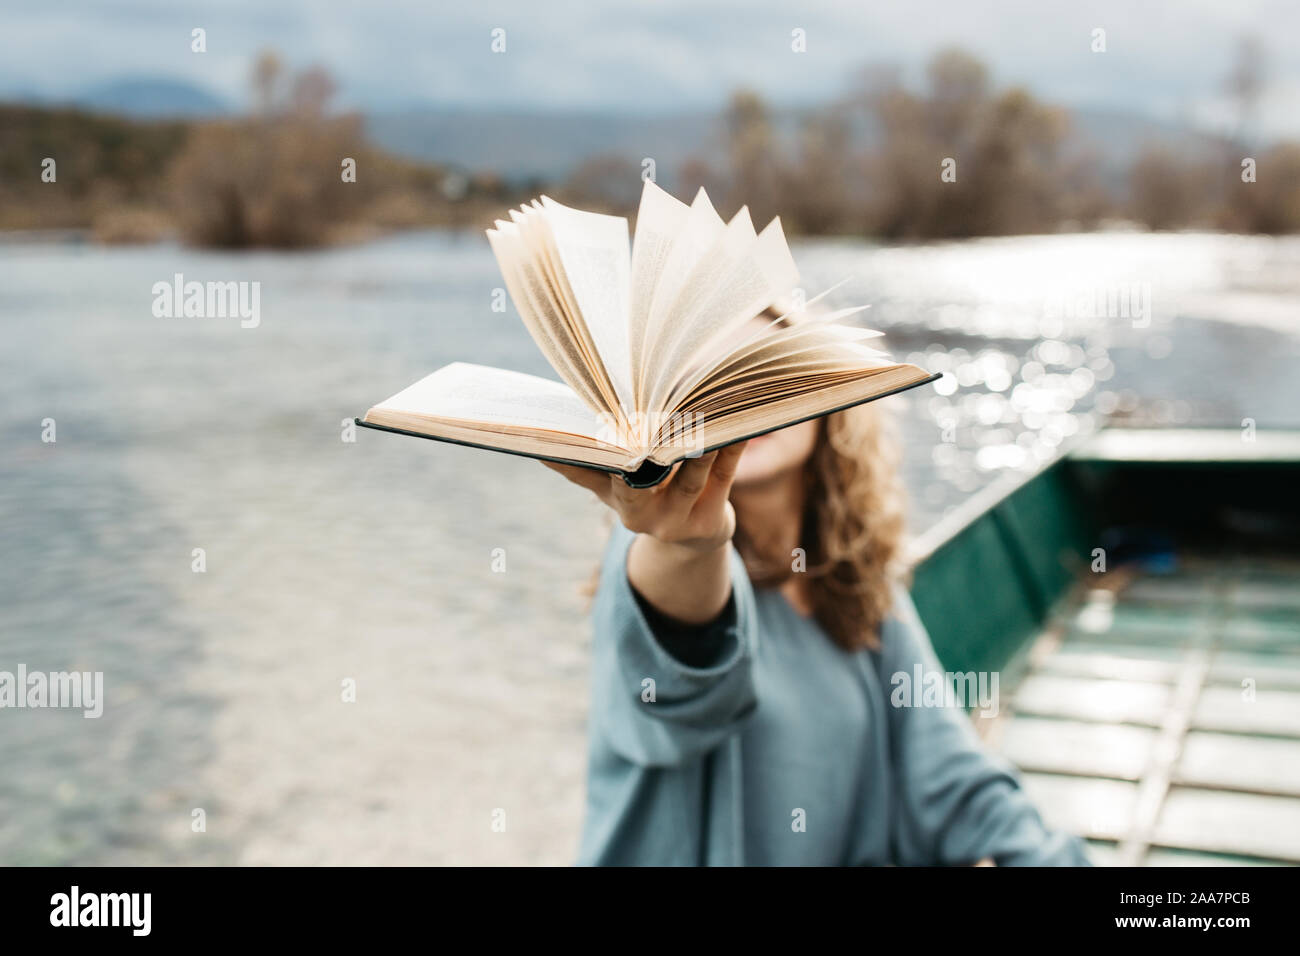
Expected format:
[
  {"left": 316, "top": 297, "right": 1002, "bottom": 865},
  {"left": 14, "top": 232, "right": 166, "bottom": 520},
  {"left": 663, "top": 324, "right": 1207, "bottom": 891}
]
[{"left": 1, "top": 0, "right": 1297, "bottom": 136}]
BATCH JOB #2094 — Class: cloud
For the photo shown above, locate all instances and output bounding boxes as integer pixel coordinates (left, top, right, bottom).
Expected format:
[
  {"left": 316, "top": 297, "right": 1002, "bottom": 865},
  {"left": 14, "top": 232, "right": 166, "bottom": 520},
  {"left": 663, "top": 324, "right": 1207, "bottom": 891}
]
[{"left": 0, "top": 0, "right": 1295, "bottom": 136}]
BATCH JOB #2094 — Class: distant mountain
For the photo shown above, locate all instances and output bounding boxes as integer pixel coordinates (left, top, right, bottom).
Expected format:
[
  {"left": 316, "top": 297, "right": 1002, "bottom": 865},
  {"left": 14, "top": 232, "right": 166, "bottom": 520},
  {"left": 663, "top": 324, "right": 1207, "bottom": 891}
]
[
  {"left": 366, "top": 103, "right": 1229, "bottom": 190},
  {"left": 365, "top": 108, "right": 725, "bottom": 185},
  {"left": 30, "top": 74, "right": 1234, "bottom": 192},
  {"left": 74, "top": 77, "right": 230, "bottom": 118}
]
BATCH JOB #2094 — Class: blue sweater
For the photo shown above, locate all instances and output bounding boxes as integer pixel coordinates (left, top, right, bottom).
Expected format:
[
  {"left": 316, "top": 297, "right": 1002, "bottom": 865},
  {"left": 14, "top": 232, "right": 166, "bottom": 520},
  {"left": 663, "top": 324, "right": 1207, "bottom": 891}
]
[{"left": 577, "top": 524, "right": 1092, "bottom": 866}]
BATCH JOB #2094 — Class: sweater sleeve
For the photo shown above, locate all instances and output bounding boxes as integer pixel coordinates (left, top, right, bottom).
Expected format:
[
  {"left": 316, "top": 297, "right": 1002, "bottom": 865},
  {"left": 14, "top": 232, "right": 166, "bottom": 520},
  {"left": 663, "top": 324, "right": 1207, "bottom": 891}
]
[
  {"left": 585, "top": 523, "right": 760, "bottom": 769},
  {"left": 880, "top": 586, "right": 1093, "bottom": 866},
  {"left": 632, "top": 587, "right": 739, "bottom": 670}
]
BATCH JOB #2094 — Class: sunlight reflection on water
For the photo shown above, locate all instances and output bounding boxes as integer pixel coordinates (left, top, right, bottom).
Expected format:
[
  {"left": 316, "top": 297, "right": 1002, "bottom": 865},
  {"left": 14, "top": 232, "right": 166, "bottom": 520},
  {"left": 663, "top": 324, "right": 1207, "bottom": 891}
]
[{"left": 798, "top": 232, "right": 1300, "bottom": 511}]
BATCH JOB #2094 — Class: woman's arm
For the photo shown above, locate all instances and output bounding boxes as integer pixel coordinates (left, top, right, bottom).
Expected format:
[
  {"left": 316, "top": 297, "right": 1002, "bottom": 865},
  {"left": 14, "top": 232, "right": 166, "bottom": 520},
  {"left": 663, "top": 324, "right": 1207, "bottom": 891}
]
[
  {"left": 575, "top": 521, "right": 758, "bottom": 864},
  {"left": 544, "top": 444, "right": 759, "bottom": 772},
  {"left": 584, "top": 523, "right": 759, "bottom": 769},
  {"left": 880, "top": 587, "right": 1093, "bottom": 866},
  {"left": 545, "top": 443, "right": 746, "bottom": 623}
]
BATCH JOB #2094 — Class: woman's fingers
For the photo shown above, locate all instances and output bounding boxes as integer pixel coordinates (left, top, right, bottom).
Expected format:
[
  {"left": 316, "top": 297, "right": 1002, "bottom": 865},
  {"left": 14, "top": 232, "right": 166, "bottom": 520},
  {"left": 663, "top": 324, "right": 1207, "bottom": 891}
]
[
  {"left": 609, "top": 466, "right": 687, "bottom": 534},
  {"left": 545, "top": 441, "right": 750, "bottom": 548},
  {"left": 545, "top": 460, "right": 662, "bottom": 525},
  {"left": 710, "top": 441, "right": 748, "bottom": 487},
  {"left": 669, "top": 451, "right": 718, "bottom": 505},
  {"left": 540, "top": 460, "right": 614, "bottom": 506},
  {"left": 690, "top": 441, "right": 749, "bottom": 519}
]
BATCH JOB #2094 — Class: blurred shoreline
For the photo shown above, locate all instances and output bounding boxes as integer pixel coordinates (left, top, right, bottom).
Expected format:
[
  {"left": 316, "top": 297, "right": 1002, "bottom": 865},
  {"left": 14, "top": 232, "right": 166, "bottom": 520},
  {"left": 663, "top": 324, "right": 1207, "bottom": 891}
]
[{"left": 3, "top": 46, "right": 1296, "bottom": 248}]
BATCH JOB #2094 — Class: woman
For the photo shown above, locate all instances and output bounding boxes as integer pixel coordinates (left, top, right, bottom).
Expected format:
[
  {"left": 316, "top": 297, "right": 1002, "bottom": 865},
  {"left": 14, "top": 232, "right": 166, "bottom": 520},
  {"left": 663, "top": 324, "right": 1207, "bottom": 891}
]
[{"left": 545, "top": 364, "right": 1090, "bottom": 867}]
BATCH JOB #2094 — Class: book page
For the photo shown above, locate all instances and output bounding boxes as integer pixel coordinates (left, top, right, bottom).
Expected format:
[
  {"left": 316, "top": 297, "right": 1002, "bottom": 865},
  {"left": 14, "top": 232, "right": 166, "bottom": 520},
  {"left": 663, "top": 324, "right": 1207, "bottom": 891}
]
[
  {"left": 538, "top": 195, "right": 634, "bottom": 415},
  {"left": 368, "top": 415, "right": 635, "bottom": 470},
  {"left": 628, "top": 180, "right": 690, "bottom": 413},
  {"left": 515, "top": 204, "right": 624, "bottom": 419},
  {"left": 648, "top": 364, "right": 931, "bottom": 463},
  {"left": 662, "top": 305, "right": 878, "bottom": 411},
  {"left": 643, "top": 213, "right": 800, "bottom": 413},
  {"left": 636, "top": 188, "right": 727, "bottom": 408},
  {"left": 368, "top": 362, "right": 606, "bottom": 439},
  {"left": 487, "top": 222, "right": 609, "bottom": 414},
  {"left": 685, "top": 362, "right": 893, "bottom": 420}
]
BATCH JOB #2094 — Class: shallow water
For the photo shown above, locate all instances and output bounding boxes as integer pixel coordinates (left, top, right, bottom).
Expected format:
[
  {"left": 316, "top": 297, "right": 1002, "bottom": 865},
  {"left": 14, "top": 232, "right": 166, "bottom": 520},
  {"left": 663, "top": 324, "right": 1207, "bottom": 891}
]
[{"left": 1, "top": 230, "right": 1297, "bottom": 864}]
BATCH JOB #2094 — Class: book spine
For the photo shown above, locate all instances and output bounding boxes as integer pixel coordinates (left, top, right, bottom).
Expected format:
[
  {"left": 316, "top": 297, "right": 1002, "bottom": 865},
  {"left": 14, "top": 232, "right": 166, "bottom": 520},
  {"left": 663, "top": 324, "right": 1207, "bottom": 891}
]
[{"left": 621, "top": 460, "right": 674, "bottom": 488}]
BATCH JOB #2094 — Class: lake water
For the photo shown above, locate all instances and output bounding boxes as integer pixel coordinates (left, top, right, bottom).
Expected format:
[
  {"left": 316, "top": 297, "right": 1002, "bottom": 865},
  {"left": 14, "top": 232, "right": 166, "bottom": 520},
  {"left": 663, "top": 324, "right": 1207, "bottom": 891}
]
[{"left": 1, "top": 230, "right": 1297, "bottom": 864}]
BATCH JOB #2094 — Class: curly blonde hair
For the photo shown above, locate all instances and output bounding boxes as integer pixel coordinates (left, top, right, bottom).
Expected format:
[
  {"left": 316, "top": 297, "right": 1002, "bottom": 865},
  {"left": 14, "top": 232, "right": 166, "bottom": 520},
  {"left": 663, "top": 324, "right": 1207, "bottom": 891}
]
[{"left": 732, "top": 402, "right": 907, "bottom": 651}]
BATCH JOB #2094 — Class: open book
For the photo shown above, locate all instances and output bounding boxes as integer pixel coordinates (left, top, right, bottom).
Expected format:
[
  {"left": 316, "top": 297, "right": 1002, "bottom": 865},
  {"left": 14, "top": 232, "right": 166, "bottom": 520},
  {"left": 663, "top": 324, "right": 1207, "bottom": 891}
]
[{"left": 358, "top": 181, "right": 936, "bottom": 488}]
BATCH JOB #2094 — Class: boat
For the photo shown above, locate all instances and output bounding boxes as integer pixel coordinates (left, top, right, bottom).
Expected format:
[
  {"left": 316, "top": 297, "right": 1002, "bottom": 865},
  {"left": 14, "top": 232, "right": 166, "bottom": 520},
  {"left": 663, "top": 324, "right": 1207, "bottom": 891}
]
[{"left": 907, "top": 426, "right": 1300, "bottom": 866}]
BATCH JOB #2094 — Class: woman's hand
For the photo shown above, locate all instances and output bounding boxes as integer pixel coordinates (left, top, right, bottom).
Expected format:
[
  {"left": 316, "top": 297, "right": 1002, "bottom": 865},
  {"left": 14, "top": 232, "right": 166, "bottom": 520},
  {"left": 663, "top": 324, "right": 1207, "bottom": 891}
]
[
  {"left": 543, "top": 443, "right": 748, "bottom": 552},
  {"left": 542, "top": 442, "right": 748, "bottom": 624}
]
